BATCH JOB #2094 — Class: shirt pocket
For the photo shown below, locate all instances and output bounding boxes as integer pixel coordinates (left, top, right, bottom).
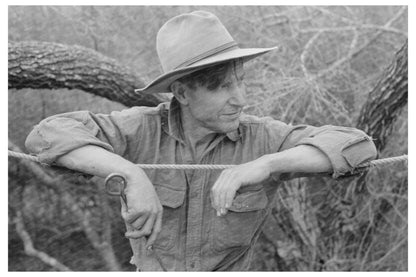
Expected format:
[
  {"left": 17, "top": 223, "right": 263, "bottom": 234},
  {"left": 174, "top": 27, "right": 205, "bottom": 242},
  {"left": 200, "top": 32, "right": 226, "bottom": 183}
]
[
  {"left": 153, "top": 183, "right": 185, "bottom": 251},
  {"left": 341, "top": 136, "right": 377, "bottom": 167},
  {"left": 209, "top": 187, "right": 268, "bottom": 254}
]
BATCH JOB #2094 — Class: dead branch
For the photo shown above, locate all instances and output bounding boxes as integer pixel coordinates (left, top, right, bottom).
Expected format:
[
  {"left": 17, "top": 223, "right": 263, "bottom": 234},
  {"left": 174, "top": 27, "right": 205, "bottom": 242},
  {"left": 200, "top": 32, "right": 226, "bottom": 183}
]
[
  {"left": 8, "top": 141, "right": 60, "bottom": 191},
  {"left": 369, "top": 237, "right": 407, "bottom": 269},
  {"left": 300, "top": 31, "right": 322, "bottom": 80},
  {"left": 8, "top": 41, "right": 169, "bottom": 107},
  {"left": 313, "top": 6, "right": 357, "bottom": 25},
  {"left": 9, "top": 140, "right": 122, "bottom": 271},
  {"left": 297, "top": 6, "right": 407, "bottom": 81},
  {"left": 13, "top": 210, "right": 72, "bottom": 271}
]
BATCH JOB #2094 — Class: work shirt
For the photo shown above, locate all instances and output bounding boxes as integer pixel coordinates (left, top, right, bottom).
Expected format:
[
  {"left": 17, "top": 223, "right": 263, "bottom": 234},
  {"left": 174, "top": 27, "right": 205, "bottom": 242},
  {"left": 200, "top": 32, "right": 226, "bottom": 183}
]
[{"left": 25, "top": 97, "right": 377, "bottom": 271}]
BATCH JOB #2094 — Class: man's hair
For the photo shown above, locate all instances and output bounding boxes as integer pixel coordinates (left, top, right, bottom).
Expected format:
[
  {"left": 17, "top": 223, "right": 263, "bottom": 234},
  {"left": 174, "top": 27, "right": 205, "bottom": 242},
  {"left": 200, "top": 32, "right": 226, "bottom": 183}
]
[{"left": 176, "top": 61, "right": 234, "bottom": 91}]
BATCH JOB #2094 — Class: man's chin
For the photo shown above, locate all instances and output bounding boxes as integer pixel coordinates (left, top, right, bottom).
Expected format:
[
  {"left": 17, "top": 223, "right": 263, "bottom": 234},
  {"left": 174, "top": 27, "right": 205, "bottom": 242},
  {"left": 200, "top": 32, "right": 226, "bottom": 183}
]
[{"left": 219, "top": 119, "right": 240, "bottom": 133}]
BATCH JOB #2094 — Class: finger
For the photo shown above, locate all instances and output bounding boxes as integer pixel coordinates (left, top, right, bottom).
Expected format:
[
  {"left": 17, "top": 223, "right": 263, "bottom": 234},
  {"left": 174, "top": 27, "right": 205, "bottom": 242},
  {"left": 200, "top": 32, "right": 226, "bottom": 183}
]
[
  {"left": 218, "top": 189, "right": 227, "bottom": 215},
  {"left": 210, "top": 188, "right": 221, "bottom": 216},
  {"left": 223, "top": 187, "right": 237, "bottom": 215},
  {"left": 130, "top": 214, "right": 148, "bottom": 230},
  {"left": 146, "top": 210, "right": 162, "bottom": 248},
  {"left": 213, "top": 173, "right": 226, "bottom": 211},
  {"left": 219, "top": 190, "right": 229, "bottom": 215},
  {"left": 224, "top": 188, "right": 236, "bottom": 210},
  {"left": 126, "top": 213, "right": 156, "bottom": 239},
  {"left": 217, "top": 175, "right": 234, "bottom": 213},
  {"left": 125, "top": 229, "right": 146, "bottom": 239},
  {"left": 123, "top": 209, "right": 148, "bottom": 225},
  {"left": 218, "top": 179, "right": 233, "bottom": 212}
]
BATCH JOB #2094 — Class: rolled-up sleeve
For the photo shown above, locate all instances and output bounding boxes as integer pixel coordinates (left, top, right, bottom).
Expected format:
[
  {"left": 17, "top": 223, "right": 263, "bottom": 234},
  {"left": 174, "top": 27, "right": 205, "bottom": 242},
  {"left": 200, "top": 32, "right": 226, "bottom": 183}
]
[
  {"left": 265, "top": 120, "right": 378, "bottom": 178},
  {"left": 25, "top": 108, "right": 146, "bottom": 165}
]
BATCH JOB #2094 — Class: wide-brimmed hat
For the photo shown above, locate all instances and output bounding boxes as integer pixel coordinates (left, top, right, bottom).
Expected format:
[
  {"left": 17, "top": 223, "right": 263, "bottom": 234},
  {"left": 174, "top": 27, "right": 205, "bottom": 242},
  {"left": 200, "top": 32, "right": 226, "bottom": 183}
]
[{"left": 135, "top": 10, "right": 278, "bottom": 94}]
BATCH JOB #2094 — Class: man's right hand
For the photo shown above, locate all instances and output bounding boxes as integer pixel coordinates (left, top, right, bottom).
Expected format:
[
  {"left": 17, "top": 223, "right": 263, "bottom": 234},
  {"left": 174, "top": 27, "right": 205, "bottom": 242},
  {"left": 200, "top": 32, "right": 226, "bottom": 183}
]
[
  {"left": 121, "top": 170, "right": 163, "bottom": 248},
  {"left": 51, "top": 146, "right": 163, "bottom": 248}
]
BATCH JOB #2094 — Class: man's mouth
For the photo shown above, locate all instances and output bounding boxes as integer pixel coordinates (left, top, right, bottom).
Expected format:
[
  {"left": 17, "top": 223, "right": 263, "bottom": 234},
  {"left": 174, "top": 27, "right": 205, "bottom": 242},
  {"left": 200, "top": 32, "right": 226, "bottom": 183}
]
[{"left": 221, "top": 111, "right": 241, "bottom": 119}]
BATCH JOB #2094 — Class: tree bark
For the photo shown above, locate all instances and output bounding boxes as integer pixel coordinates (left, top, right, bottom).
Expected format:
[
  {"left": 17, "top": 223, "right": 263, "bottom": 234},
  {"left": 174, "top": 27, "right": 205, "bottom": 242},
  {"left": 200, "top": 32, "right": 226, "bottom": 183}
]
[
  {"left": 350, "top": 40, "right": 408, "bottom": 262},
  {"left": 259, "top": 40, "right": 408, "bottom": 271},
  {"left": 356, "top": 40, "right": 408, "bottom": 151},
  {"left": 8, "top": 41, "right": 168, "bottom": 107}
]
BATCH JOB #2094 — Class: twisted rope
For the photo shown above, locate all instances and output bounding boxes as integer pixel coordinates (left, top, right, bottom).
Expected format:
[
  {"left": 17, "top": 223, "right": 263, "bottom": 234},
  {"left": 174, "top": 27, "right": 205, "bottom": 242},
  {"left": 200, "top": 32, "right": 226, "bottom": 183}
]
[
  {"left": 359, "top": 154, "right": 408, "bottom": 168},
  {"left": 8, "top": 150, "right": 40, "bottom": 163},
  {"left": 8, "top": 150, "right": 407, "bottom": 170}
]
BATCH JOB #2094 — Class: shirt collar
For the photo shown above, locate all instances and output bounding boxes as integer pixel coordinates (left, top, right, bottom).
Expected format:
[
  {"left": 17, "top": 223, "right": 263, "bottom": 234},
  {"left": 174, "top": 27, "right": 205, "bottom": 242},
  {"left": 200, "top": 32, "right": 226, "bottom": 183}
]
[{"left": 162, "top": 97, "right": 241, "bottom": 144}]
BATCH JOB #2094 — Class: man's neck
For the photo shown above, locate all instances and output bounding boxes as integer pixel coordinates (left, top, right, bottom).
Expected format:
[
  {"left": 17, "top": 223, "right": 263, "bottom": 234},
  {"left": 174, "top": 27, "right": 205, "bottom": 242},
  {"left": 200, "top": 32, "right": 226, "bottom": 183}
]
[{"left": 180, "top": 107, "right": 217, "bottom": 161}]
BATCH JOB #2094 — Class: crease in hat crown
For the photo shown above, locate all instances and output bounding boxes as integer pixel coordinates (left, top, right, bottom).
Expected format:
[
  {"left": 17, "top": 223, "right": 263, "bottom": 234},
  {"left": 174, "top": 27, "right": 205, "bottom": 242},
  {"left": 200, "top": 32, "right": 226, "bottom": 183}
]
[{"left": 156, "top": 10, "right": 238, "bottom": 73}]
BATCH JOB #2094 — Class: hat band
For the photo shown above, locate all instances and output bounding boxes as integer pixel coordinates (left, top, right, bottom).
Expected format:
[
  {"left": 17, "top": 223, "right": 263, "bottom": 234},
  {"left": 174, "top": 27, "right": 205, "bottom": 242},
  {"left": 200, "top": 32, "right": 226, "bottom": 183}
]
[{"left": 174, "top": 41, "right": 239, "bottom": 70}]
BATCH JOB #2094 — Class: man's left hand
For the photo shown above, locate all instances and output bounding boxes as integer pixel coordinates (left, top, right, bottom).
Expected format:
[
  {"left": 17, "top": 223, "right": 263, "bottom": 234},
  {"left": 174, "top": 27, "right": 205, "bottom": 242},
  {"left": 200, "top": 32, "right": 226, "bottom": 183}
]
[{"left": 210, "top": 155, "right": 271, "bottom": 216}]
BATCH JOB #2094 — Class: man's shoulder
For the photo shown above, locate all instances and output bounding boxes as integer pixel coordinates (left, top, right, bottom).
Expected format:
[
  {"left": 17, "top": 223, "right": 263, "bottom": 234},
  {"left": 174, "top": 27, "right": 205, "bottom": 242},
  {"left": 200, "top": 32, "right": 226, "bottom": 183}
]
[
  {"left": 118, "top": 102, "right": 170, "bottom": 117},
  {"left": 239, "top": 113, "right": 281, "bottom": 125},
  {"left": 238, "top": 113, "right": 293, "bottom": 136}
]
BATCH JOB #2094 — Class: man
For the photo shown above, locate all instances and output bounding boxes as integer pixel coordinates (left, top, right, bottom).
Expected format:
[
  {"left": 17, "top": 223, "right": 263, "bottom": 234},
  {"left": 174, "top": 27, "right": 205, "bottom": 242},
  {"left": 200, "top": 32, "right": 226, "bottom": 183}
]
[{"left": 25, "top": 11, "right": 377, "bottom": 271}]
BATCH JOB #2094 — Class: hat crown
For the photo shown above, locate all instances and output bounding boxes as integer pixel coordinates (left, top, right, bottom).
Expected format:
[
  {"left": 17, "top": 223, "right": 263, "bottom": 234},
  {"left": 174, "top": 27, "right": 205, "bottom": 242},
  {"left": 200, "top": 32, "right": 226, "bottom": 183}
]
[{"left": 156, "top": 11, "right": 237, "bottom": 73}]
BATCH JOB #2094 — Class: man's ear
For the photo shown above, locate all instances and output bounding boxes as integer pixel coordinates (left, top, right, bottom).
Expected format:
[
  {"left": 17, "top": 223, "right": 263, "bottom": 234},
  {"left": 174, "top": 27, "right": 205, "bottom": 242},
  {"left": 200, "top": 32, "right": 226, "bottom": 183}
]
[{"left": 170, "top": 81, "right": 189, "bottom": 105}]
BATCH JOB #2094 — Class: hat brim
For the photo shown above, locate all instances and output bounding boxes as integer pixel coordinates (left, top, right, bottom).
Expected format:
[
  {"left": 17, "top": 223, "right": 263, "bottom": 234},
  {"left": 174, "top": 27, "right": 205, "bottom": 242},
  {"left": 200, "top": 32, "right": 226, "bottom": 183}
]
[{"left": 135, "top": 46, "right": 278, "bottom": 94}]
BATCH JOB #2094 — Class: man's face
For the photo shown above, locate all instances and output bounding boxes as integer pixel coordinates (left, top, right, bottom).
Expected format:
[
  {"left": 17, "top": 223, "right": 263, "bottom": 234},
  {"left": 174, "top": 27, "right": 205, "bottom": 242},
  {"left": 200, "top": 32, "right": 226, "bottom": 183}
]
[{"left": 185, "top": 61, "right": 247, "bottom": 134}]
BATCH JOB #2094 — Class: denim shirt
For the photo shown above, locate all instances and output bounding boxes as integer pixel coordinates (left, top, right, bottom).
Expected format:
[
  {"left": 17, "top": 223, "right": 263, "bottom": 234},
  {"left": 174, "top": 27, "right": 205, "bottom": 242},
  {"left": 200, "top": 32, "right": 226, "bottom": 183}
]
[{"left": 25, "top": 98, "right": 377, "bottom": 271}]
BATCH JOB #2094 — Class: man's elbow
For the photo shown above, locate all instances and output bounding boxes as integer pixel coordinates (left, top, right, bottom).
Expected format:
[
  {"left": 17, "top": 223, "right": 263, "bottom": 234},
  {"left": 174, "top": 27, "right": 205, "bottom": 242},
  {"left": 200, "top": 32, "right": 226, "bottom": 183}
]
[
  {"left": 25, "top": 126, "right": 48, "bottom": 155},
  {"left": 341, "top": 134, "right": 378, "bottom": 169},
  {"left": 361, "top": 138, "right": 378, "bottom": 163}
]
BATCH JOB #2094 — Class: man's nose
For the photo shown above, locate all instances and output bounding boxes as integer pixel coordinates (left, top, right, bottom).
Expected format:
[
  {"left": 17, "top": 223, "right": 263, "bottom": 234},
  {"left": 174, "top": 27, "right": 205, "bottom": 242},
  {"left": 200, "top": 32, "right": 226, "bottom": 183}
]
[{"left": 229, "top": 87, "right": 247, "bottom": 107}]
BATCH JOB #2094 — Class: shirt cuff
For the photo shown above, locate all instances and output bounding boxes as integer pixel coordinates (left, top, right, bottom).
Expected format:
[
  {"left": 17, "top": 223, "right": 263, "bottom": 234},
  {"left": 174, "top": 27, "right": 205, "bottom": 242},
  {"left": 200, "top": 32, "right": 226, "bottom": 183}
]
[
  {"left": 295, "top": 133, "right": 377, "bottom": 178},
  {"left": 25, "top": 125, "right": 115, "bottom": 165}
]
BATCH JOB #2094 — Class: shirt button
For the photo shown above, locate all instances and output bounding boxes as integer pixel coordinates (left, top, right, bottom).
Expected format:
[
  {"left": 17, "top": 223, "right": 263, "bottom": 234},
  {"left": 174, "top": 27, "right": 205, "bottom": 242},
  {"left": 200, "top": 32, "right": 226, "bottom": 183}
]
[
  {"left": 190, "top": 191, "right": 198, "bottom": 198},
  {"left": 190, "top": 262, "right": 195, "bottom": 269}
]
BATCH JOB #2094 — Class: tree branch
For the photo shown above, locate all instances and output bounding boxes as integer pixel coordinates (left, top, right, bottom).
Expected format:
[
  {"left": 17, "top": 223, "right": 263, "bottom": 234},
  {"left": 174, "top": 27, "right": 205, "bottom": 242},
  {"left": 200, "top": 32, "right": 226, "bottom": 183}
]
[
  {"left": 9, "top": 140, "right": 122, "bottom": 271},
  {"left": 8, "top": 41, "right": 168, "bottom": 107},
  {"left": 13, "top": 210, "right": 72, "bottom": 271},
  {"left": 297, "top": 6, "right": 407, "bottom": 81},
  {"left": 356, "top": 40, "right": 408, "bottom": 150}
]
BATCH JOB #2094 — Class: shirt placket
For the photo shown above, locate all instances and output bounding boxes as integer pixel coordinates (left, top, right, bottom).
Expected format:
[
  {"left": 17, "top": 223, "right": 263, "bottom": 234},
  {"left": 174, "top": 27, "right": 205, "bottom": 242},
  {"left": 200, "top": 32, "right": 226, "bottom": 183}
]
[
  {"left": 179, "top": 144, "right": 204, "bottom": 271},
  {"left": 180, "top": 136, "right": 230, "bottom": 271}
]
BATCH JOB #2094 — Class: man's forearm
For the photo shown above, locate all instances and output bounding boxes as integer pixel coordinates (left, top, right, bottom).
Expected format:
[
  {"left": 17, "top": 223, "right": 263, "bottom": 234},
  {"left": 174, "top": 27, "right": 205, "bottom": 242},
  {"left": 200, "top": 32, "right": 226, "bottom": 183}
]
[
  {"left": 56, "top": 146, "right": 163, "bottom": 245},
  {"left": 55, "top": 145, "right": 147, "bottom": 182},
  {"left": 210, "top": 144, "right": 333, "bottom": 214},
  {"left": 265, "top": 145, "right": 332, "bottom": 175}
]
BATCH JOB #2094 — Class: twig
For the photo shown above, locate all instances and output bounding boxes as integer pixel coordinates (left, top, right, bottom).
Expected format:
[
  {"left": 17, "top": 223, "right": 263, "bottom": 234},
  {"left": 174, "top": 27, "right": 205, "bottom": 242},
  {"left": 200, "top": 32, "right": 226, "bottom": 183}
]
[
  {"left": 299, "top": 25, "right": 407, "bottom": 37},
  {"left": 13, "top": 211, "right": 71, "bottom": 271},
  {"left": 9, "top": 140, "right": 122, "bottom": 271},
  {"left": 8, "top": 141, "right": 61, "bottom": 191},
  {"left": 300, "top": 31, "right": 322, "bottom": 80},
  {"left": 314, "top": 6, "right": 357, "bottom": 25},
  {"left": 384, "top": 6, "right": 407, "bottom": 27},
  {"left": 348, "top": 28, "right": 359, "bottom": 57},
  {"left": 298, "top": 6, "right": 407, "bottom": 81},
  {"left": 260, "top": 6, "right": 304, "bottom": 21},
  {"left": 369, "top": 237, "right": 407, "bottom": 268}
]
